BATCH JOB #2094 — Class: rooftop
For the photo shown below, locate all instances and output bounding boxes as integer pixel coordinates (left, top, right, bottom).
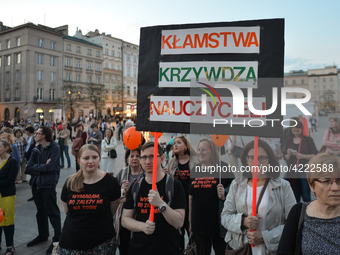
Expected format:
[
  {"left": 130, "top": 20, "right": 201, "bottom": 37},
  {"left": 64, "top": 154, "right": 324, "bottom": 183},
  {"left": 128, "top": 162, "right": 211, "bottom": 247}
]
[{"left": 63, "top": 35, "right": 102, "bottom": 48}]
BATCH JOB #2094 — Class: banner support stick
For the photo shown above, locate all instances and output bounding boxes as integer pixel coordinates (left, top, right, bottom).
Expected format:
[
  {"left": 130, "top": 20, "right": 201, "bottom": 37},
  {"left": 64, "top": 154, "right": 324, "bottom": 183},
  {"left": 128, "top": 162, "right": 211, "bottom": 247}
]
[
  {"left": 150, "top": 132, "right": 159, "bottom": 222},
  {"left": 251, "top": 136, "right": 259, "bottom": 247}
]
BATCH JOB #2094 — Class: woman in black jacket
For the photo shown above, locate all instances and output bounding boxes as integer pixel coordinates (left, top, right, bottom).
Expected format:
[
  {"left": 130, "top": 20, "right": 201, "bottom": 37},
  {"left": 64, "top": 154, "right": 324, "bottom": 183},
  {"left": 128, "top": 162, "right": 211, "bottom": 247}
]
[{"left": 0, "top": 139, "right": 19, "bottom": 255}]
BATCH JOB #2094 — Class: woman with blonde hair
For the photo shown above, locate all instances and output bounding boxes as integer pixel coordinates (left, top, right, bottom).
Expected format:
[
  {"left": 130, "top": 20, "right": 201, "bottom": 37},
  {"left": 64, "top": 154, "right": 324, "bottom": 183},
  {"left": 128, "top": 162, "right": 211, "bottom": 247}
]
[
  {"left": 59, "top": 144, "right": 121, "bottom": 254},
  {"left": 189, "top": 138, "right": 233, "bottom": 255},
  {"left": 164, "top": 136, "right": 199, "bottom": 251},
  {"left": 0, "top": 133, "right": 20, "bottom": 172},
  {"left": 0, "top": 139, "right": 19, "bottom": 255},
  {"left": 278, "top": 153, "right": 340, "bottom": 254},
  {"left": 322, "top": 117, "right": 340, "bottom": 155}
]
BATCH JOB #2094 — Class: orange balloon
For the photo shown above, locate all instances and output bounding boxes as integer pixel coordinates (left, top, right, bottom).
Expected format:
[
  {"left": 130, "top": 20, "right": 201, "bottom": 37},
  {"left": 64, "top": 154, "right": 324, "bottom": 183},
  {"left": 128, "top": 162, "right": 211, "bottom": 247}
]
[
  {"left": 211, "top": 135, "right": 230, "bottom": 147},
  {"left": 0, "top": 208, "right": 4, "bottom": 224},
  {"left": 150, "top": 132, "right": 163, "bottom": 138},
  {"left": 123, "top": 127, "right": 142, "bottom": 150}
]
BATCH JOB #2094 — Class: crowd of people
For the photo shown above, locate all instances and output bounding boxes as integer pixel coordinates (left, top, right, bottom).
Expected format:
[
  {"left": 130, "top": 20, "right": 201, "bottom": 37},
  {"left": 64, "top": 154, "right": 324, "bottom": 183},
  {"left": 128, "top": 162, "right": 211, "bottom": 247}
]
[{"left": 0, "top": 116, "right": 339, "bottom": 255}]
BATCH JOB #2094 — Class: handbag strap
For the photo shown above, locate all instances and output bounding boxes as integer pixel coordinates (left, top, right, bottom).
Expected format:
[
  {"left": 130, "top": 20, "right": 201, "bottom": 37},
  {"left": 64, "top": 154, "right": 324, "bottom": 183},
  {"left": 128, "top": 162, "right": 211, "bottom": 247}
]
[
  {"left": 296, "top": 137, "right": 302, "bottom": 167},
  {"left": 256, "top": 179, "right": 269, "bottom": 214}
]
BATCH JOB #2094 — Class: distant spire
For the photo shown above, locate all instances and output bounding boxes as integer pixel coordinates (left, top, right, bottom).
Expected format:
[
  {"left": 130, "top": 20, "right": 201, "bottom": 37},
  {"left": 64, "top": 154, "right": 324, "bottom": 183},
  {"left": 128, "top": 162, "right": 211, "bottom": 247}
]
[{"left": 76, "top": 26, "right": 78, "bottom": 32}]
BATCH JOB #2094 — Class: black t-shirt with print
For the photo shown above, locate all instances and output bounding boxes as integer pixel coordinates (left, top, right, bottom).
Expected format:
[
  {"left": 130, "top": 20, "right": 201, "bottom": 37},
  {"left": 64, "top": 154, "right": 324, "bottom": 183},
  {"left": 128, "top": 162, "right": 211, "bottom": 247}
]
[
  {"left": 123, "top": 174, "right": 186, "bottom": 255},
  {"left": 173, "top": 161, "right": 190, "bottom": 198},
  {"left": 60, "top": 173, "right": 121, "bottom": 250},
  {"left": 189, "top": 163, "right": 233, "bottom": 236}
]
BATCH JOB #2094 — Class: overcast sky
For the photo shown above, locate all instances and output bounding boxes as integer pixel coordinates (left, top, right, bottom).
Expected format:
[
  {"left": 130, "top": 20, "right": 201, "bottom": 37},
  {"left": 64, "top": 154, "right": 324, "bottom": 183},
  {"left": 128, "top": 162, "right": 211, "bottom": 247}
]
[{"left": 2, "top": 0, "right": 340, "bottom": 72}]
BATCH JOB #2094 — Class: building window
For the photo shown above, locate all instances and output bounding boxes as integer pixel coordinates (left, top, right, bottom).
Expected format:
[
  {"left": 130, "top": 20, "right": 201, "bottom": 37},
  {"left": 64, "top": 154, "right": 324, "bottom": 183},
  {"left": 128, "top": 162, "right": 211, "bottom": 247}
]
[
  {"left": 133, "top": 56, "right": 137, "bottom": 63},
  {"left": 105, "top": 91, "right": 109, "bottom": 99},
  {"left": 105, "top": 49, "right": 108, "bottom": 55},
  {"left": 15, "top": 88, "right": 20, "bottom": 99},
  {"left": 118, "top": 92, "right": 121, "bottom": 100},
  {"left": 38, "top": 39, "right": 44, "bottom": 47},
  {"left": 117, "top": 52, "right": 121, "bottom": 58},
  {"left": 16, "top": 70, "right": 20, "bottom": 81},
  {"left": 16, "top": 38, "right": 20, "bottom": 47},
  {"left": 314, "top": 78, "right": 317, "bottom": 83},
  {"left": 37, "top": 54, "right": 43, "bottom": 64},
  {"left": 292, "top": 80, "right": 295, "bottom": 85},
  {"left": 96, "top": 64, "right": 100, "bottom": 71},
  {"left": 117, "top": 65, "right": 121, "bottom": 71},
  {"left": 7, "top": 40, "right": 10, "bottom": 49},
  {"left": 127, "top": 86, "right": 130, "bottom": 95},
  {"left": 111, "top": 51, "right": 114, "bottom": 57},
  {"left": 16, "top": 53, "right": 21, "bottom": 64},
  {"left": 330, "top": 77, "right": 333, "bottom": 82},
  {"left": 50, "top": 89, "right": 55, "bottom": 100},
  {"left": 301, "top": 79, "right": 304, "bottom": 84},
  {"left": 111, "top": 91, "right": 115, "bottom": 99},
  {"left": 126, "top": 54, "right": 130, "bottom": 62},
  {"left": 66, "top": 44, "right": 71, "bottom": 51},
  {"left": 50, "top": 72, "right": 56, "bottom": 82},
  {"left": 37, "top": 70, "right": 44, "bottom": 80},
  {"left": 87, "top": 62, "right": 92, "bottom": 70},
  {"left": 117, "top": 76, "right": 121, "bottom": 84},
  {"left": 105, "top": 63, "right": 108, "bottom": 68},
  {"left": 127, "top": 67, "right": 130, "bottom": 76},
  {"left": 111, "top": 75, "right": 115, "bottom": 84},
  {"left": 88, "top": 49, "right": 92, "bottom": 55},
  {"left": 111, "top": 64, "right": 115, "bottom": 69},
  {"left": 66, "top": 73, "right": 71, "bottom": 81},
  {"left": 96, "top": 51, "right": 100, "bottom": 57},
  {"left": 323, "top": 85, "right": 326, "bottom": 91},
  {"left": 76, "top": 46, "right": 81, "bottom": 52},
  {"left": 37, "top": 88, "right": 43, "bottom": 100},
  {"left": 105, "top": 75, "right": 109, "bottom": 83},
  {"left": 314, "top": 85, "right": 317, "bottom": 91},
  {"left": 133, "top": 86, "right": 137, "bottom": 95},
  {"left": 51, "top": 42, "right": 56, "bottom": 50},
  {"left": 323, "top": 78, "right": 326, "bottom": 82},
  {"left": 133, "top": 68, "right": 137, "bottom": 78},
  {"left": 76, "top": 74, "right": 80, "bottom": 82},
  {"left": 96, "top": 77, "right": 100, "bottom": 84},
  {"left": 66, "top": 58, "right": 72, "bottom": 67},
  {"left": 5, "top": 89, "right": 10, "bottom": 100},
  {"left": 76, "top": 60, "right": 81, "bottom": 68},
  {"left": 6, "top": 72, "right": 10, "bottom": 82},
  {"left": 331, "top": 85, "right": 334, "bottom": 90},
  {"left": 87, "top": 76, "right": 92, "bottom": 83},
  {"left": 284, "top": 80, "right": 287, "bottom": 85},
  {"left": 6, "top": 56, "right": 10, "bottom": 66},
  {"left": 50, "top": 56, "right": 56, "bottom": 66}
]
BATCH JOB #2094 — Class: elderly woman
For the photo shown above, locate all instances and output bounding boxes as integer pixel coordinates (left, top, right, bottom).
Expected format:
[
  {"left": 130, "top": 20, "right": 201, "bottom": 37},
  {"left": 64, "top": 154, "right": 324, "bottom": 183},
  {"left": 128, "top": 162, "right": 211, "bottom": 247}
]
[
  {"left": 277, "top": 153, "right": 340, "bottom": 254},
  {"left": 189, "top": 138, "right": 233, "bottom": 255},
  {"left": 165, "top": 136, "right": 199, "bottom": 251},
  {"left": 221, "top": 140, "right": 296, "bottom": 255},
  {"left": 0, "top": 139, "right": 19, "bottom": 255},
  {"left": 322, "top": 117, "right": 340, "bottom": 155},
  {"left": 101, "top": 129, "right": 117, "bottom": 176}
]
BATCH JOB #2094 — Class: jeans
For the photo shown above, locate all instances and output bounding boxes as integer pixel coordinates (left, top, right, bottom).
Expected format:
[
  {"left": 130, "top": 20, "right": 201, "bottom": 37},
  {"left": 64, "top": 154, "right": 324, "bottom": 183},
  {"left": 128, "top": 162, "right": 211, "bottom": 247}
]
[
  {"left": 60, "top": 145, "right": 71, "bottom": 168},
  {"left": 32, "top": 186, "right": 61, "bottom": 242},
  {"left": 293, "top": 178, "right": 311, "bottom": 203}
]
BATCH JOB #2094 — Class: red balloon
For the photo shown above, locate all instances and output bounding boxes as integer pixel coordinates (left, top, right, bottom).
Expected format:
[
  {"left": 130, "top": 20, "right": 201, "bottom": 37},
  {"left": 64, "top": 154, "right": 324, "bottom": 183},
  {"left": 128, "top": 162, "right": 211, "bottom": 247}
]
[
  {"left": 0, "top": 208, "right": 4, "bottom": 224},
  {"left": 150, "top": 132, "right": 163, "bottom": 138},
  {"left": 123, "top": 127, "right": 142, "bottom": 150}
]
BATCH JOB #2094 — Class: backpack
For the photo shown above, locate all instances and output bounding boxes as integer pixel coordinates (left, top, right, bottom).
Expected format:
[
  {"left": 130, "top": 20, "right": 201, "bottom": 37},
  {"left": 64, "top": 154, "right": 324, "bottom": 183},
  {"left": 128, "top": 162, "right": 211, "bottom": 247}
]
[{"left": 131, "top": 174, "right": 175, "bottom": 208}]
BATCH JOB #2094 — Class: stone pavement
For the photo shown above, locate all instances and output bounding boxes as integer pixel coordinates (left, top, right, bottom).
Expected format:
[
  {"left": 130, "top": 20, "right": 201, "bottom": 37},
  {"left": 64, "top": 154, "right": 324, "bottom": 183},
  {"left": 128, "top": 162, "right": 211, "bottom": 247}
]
[{"left": 4, "top": 114, "right": 339, "bottom": 254}]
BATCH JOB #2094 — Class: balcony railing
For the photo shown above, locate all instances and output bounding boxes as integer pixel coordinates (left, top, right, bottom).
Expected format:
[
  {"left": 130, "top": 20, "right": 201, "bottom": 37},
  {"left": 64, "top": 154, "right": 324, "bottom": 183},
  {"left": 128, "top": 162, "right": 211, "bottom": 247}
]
[
  {"left": 5, "top": 98, "right": 10, "bottom": 102},
  {"left": 14, "top": 97, "right": 20, "bottom": 101},
  {"left": 33, "top": 96, "right": 60, "bottom": 102}
]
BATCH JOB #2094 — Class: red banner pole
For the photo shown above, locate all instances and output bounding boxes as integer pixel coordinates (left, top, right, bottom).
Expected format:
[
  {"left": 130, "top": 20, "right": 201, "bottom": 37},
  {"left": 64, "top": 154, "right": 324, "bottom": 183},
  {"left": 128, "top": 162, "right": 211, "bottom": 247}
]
[
  {"left": 149, "top": 132, "right": 159, "bottom": 222},
  {"left": 251, "top": 136, "right": 259, "bottom": 247}
]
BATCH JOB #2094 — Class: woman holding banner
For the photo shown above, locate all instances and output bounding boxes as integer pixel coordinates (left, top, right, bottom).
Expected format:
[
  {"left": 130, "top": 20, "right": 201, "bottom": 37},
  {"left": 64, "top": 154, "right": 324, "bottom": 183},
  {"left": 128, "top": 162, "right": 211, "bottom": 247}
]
[
  {"left": 189, "top": 138, "right": 233, "bottom": 255},
  {"left": 165, "top": 136, "right": 199, "bottom": 251},
  {"left": 284, "top": 121, "right": 318, "bottom": 202},
  {"left": 221, "top": 140, "right": 296, "bottom": 255},
  {"left": 277, "top": 153, "right": 340, "bottom": 255}
]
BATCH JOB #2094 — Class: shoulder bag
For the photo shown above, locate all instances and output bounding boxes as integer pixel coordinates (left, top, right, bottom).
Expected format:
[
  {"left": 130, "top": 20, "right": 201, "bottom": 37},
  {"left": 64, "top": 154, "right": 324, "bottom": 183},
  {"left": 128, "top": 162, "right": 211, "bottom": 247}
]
[
  {"left": 225, "top": 180, "right": 269, "bottom": 255},
  {"left": 106, "top": 139, "right": 117, "bottom": 158}
]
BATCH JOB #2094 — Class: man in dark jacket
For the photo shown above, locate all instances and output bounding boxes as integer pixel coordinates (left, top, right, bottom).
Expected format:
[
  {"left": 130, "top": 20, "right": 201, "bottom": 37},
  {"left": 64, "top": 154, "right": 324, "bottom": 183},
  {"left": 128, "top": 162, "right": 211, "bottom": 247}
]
[{"left": 25, "top": 126, "right": 61, "bottom": 254}]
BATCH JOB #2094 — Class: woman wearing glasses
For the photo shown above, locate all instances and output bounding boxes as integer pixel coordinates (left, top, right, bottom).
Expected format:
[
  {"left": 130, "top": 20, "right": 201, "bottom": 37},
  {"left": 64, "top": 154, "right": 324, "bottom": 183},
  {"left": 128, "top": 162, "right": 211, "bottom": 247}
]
[
  {"left": 165, "top": 136, "right": 199, "bottom": 252},
  {"left": 284, "top": 121, "right": 318, "bottom": 203},
  {"left": 221, "top": 140, "right": 296, "bottom": 255},
  {"left": 277, "top": 153, "right": 340, "bottom": 254}
]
